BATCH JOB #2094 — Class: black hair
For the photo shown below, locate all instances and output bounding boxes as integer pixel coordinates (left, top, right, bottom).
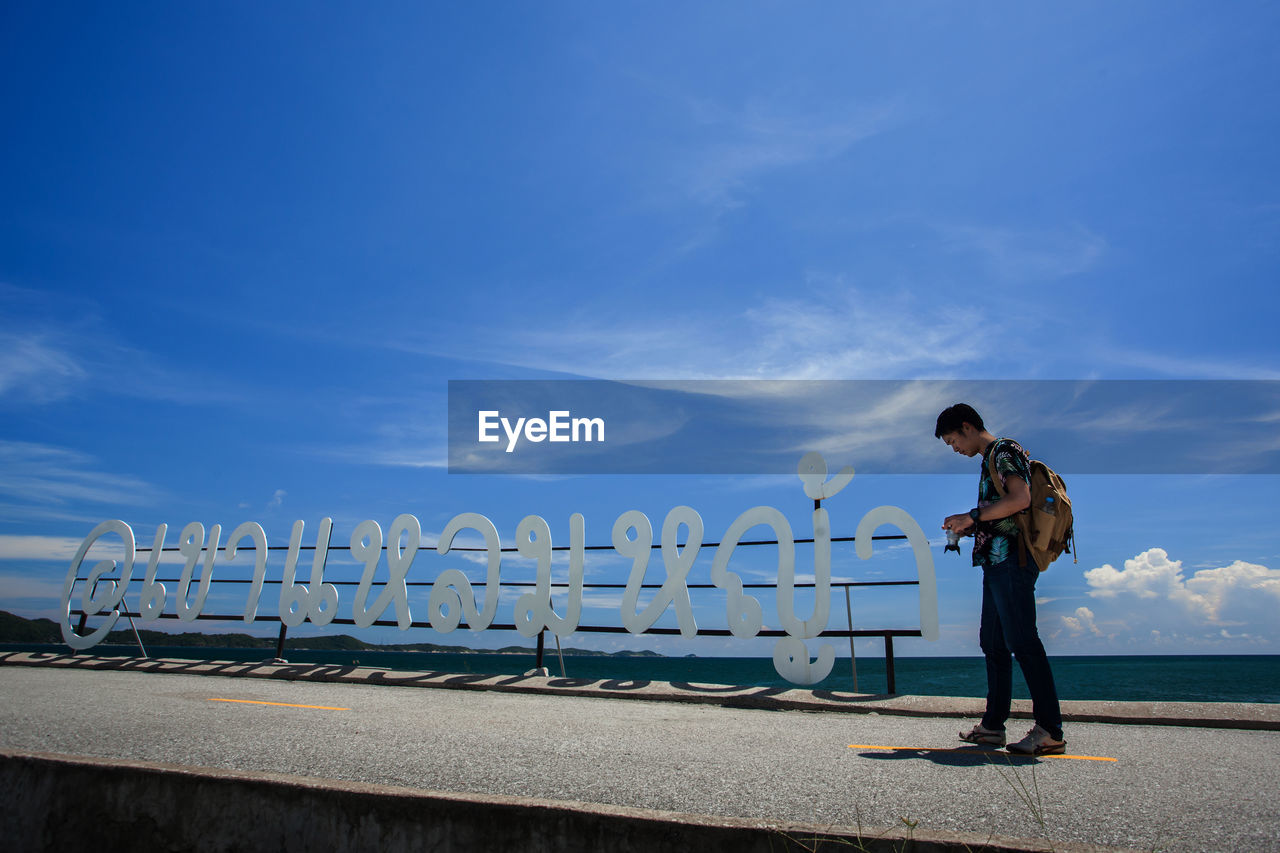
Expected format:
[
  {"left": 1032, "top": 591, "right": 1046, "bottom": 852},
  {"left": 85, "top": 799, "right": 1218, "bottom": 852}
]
[{"left": 935, "top": 403, "right": 984, "bottom": 439}]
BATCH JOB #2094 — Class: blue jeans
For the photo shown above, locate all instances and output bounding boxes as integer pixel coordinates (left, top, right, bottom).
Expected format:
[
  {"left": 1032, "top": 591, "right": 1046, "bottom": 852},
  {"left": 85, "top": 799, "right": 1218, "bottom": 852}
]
[{"left": 979, "top": 553, "right": 1063, "bottom": 739}]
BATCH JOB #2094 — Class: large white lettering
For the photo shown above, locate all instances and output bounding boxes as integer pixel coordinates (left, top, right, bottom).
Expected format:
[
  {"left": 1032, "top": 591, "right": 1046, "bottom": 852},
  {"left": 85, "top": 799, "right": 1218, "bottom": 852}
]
[
  {"left": 514, "top": 514, "right": 585, "bottom": 638},
  {"left": 614, "top": 507, "right": 699, "bottom": 638},
  {"left": 175, "top": 522, "right": 220, "bottom": 622},
  {"left": 431, "top": 512, "right": 504, "bottom": 632},
  {"left": 60, "top": 520, "right": 136, "bottom": 650},
  {"left": 351, "top": 514, "right": 417, "bottom": 630},
  {"left": 56, "top": 454, "right": 939, "bottom": 685},
  {"left": 854, "top": 505, "right": 939, "bottom": 642},
  {"left": 226, "top": 522, "right": 269, "bottom": 623},
  {"left": 769, "top": 452, "right": 855, "bottom": 685},
  {"left": 280, "top": 518, "right": 339, "bottom": 628},
  {"left": 138, "top": 523, "right": 168, "bottom": 622}
]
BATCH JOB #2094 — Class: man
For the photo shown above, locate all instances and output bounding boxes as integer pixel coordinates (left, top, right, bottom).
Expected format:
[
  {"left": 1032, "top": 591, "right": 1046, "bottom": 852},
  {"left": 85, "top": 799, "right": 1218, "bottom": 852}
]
[{"left": 936, "top": 403, "right": 1065, "bottom": 755}]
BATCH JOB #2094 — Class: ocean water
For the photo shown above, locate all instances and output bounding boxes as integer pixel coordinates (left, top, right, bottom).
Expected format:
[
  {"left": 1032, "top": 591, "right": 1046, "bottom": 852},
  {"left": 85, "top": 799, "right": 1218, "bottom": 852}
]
[{"left": 47, "top": 645, "right": 1280, "bottom": 704}]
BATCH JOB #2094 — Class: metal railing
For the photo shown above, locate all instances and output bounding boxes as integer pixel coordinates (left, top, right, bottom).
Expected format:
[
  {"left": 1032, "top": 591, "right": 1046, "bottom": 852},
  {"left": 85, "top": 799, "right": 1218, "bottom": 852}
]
[{"left": 69, "top": 529, "right": 923, "bottom": 693}]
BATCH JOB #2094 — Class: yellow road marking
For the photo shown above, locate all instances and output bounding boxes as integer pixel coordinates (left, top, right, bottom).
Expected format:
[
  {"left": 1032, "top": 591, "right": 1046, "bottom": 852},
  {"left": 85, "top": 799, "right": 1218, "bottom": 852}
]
[
  {"left": 209, "top": 698, "right": 350, "bottom": 711},
  {"left": 848, "top": 745, "right": 1117, "bottom": 763}
]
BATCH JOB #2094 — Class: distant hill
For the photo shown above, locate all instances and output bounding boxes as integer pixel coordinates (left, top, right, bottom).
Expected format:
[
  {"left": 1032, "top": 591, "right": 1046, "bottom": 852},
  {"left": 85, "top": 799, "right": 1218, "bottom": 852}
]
[
  {"left": 0, "top": 611, "right": 662, "bottom": 657},
  {"left": 0, "top": 611, "right": 61, "bottom": 643}
]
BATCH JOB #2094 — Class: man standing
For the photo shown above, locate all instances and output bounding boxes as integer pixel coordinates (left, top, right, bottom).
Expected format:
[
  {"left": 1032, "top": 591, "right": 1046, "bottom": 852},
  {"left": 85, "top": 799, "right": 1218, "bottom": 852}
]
[{"left": 936, "top": 403, "right": 1065, "bottom": 755}]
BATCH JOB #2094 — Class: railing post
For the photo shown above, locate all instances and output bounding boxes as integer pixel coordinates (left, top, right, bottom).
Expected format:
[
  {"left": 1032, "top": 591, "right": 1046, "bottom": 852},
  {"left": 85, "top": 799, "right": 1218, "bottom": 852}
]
[
  {"left": 844, "top": 585, "right": 858, "bottom": 693},
  {"left": 884, "top": 635, "right": 896, "bottom": 695},
  {"left": 553, "top": 632, "right": 566, "bottom": 678},
  {"left": 126, "top": 610, "right": 147, "bottom": 658},
  {"left": 274, "top": 624, "right": 288, "bottom": 661},
  {"left": 73, "top": 612, "right": 87, "bottom": 654}
]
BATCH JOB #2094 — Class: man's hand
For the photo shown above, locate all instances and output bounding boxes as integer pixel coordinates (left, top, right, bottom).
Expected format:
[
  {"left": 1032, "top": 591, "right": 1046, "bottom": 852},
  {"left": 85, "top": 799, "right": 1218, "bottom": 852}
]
[{"left": 943, "top": 478, "right": 1031, "bottom": 535}]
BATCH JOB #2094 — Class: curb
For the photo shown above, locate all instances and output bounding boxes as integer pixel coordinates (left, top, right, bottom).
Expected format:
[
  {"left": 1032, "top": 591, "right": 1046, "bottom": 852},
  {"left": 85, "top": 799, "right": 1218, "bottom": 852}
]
[
  {"left": 0, "top": 749, "right": 1138, "bottom": 853},
  {"left": 3, "top": 651, "right": 1277, "bottom": 730}
]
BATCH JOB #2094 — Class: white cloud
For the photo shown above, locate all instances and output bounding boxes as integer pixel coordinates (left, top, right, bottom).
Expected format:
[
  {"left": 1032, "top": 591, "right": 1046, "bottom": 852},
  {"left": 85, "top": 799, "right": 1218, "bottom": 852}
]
[
  {"left": 1185, "top": 559, "right": 1280, "bottom": 625},
  {"left": 1085, "top": 344, "right": 1280, "bottom": 381},
  {"left": 0, "top": 331, "right": 86, "bottom": 403},
  {"left": 783, "top": 379, "right": 967, "bottom": 460},
  {"left": 1086, "top": 548, "right": 1195, "bottom": 602},
  {"left": 737, "top": 282, "right": 988, "bottom": 380},
  {"left": 939, "top": 222, "right": 1106, "bottom": 282},
  {"left": 437, "top": 284, "right": 990, "bottom": 383},
  {"left": 676, "top": 99, "right": 902, "bottom": 212},
  {"left": 0, "top": 283, "right": 247, "bottom": 408},
  {"left": 306, "top": 407, "right": 450, "bottom": 471},
  {"left": 269, "top": 489, "right": 286, "bottom": 508},
  {"left": 0, "top": 501, "right": 109, "bottom": 525},
  {"left": 0, "top": 534, "right": 186, "bottom": 565},
  {"left": 0, "top": 440, "right": 158, "bottom": 514},
  {"left": 313, "top": 443, "right": 447, "bottom": 470},
  {"left": 578, "top": 592, "right": 625, "bottom": 610},
  {"left": 1060, "top": 606, "right": 1103, "bottom": 638},
  {"left": 0, "top": 572, "right": 69, "bottom": 602},
  {"left": 1074, "top": 548, "right": 1280, "bottom": 649},
  {"left": 0, "top": 535, "right": 110, "bottom": 563}
]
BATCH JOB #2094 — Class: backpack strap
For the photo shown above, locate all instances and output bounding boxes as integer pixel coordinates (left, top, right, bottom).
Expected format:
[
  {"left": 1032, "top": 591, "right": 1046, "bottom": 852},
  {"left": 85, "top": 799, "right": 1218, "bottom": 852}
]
[
  {"left": 984, "top": 439, "right": 1002, "bottom": 494},
  {"left": 985, "top": 438, "right": 1029, "bottom": 494},
  {"left": 985, "top": 438, "right": 1029, "bottom": 568},
  {"left": 984, "top": 438, "right": 1017, "bottom": 497}
]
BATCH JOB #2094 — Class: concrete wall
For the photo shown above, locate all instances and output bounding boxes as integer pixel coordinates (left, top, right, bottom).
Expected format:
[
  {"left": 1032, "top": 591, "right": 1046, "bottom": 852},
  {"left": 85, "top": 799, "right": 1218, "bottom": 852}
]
[{"left": 0, "top": 749, "right": 1109, "bottom": 853}]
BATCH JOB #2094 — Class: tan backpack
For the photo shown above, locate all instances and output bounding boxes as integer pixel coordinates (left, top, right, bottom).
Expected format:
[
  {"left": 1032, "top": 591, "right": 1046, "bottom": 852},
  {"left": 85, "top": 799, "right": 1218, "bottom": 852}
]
[{"left": 987, "top": 439, "right": 1076, "bottom": 572}]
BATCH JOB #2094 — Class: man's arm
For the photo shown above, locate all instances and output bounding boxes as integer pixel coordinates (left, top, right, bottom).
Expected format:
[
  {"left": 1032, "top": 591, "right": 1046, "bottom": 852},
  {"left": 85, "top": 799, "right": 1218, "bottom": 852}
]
[{"left": 942, "top": 477, "right": 1030, "bottom": 533}]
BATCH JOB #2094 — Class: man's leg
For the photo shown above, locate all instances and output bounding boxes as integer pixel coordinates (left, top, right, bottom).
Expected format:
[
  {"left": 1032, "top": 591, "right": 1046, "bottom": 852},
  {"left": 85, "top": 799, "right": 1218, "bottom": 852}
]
[
  {"left": 998, "top": 560, "right": 1064, "bottom": 740},
  {"left": 978, "top": 570, "right": 1013, "bottom": 732}
]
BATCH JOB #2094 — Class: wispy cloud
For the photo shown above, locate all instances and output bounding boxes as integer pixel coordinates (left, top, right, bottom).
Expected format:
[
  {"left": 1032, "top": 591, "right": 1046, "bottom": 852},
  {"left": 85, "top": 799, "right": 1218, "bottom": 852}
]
[
  {"left": 306, "top": 396, "right": 451, "bottom": 470},
  {"left": 674, "top": 97, "right": 904, "bottom": 213},
  {"left": 1084, "top": 344, "right": 1280, "bottom": 380},
  {"left": 0, "top": 534, "right": 184, "bottom": 565},
  {"left": 322, "top": 281, "right": 1000, "bottom": 474},
  {"left": 938, "top": 222, "right": 1106, "bottom": 282},
  {"left": 781, "top": 380, "right": 964, "bottom": 460},
  {"left": 736, "top": 281, "right": 988, "bottom": 379},
  {"left": 0, "top": 331, "right": 87, "bottom": 403},
  {"left": 0, "top": 501, "right": 109, "bottom": 526},
  {"left": 439, "top": 284, "right": 990, "bottom": 383},
  {"left": 322, "top": 446, "right": 448, "bottom": 470},
  {"left": 583, "top": 79, "right": 910, "bottom": 260},
  {"left": 0, "top": 441, "right": 159, "bottom": 513},
  {"left": 0, "top": 282, "right": 247, "bottom": 408},
  {"left": 0, "top": 572, "right": 68, "bottom": 603}
]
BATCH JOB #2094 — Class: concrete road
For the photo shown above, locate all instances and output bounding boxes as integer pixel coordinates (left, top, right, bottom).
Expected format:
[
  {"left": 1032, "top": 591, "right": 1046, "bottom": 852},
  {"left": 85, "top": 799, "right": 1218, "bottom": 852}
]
[{"left": 0, "top": 665, "right": 1276, "bottom": 852}]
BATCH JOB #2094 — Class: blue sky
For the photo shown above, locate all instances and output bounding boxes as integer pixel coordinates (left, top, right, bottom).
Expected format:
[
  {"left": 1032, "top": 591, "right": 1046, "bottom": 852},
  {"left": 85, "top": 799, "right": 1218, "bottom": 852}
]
[{"left": 2, "top": 2, "right": 1278, "bottom": 665}]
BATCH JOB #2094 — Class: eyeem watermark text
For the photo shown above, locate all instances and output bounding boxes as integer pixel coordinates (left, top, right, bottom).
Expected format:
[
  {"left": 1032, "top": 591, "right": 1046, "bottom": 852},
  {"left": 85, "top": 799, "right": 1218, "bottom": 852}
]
[{"left": 478, "top": 410, "right": 605, "bottom": 453}]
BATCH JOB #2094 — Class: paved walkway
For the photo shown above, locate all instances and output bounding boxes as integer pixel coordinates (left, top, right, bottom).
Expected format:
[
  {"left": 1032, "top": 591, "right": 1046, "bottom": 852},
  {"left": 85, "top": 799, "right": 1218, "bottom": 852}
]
[{"left": 2, "top": 653, "right": 1278, "bottom": 851}]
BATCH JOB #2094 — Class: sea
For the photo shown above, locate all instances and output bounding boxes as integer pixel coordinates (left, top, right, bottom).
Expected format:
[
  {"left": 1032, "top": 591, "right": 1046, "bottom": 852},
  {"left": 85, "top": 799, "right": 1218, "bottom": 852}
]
[{"left": 26, "top": 645, "right": 1280, "bottom": 704}]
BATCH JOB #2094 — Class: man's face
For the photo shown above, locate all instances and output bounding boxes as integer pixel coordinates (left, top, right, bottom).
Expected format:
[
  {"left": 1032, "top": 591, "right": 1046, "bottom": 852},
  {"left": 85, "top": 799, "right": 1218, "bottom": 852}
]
[{"left": 941, "top": 424, "right": 981, "bottom": 457}]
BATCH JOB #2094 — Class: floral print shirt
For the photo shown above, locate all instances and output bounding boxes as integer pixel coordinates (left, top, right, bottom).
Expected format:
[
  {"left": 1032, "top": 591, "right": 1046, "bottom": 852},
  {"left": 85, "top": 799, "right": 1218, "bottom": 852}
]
[{"left": 973, "top": 438, "right": 1031, "bottom": 567}]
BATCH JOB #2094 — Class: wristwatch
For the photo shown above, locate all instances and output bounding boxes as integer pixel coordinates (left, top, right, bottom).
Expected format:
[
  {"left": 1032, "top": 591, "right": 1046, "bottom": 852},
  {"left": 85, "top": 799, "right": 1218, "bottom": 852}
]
[{"left": 969, "top": 507, "right": 982, "bottom": 525}]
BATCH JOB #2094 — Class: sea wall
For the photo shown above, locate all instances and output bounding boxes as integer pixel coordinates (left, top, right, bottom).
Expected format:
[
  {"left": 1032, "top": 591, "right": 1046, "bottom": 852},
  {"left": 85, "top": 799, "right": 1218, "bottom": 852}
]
[{"left": 0, "top": 749, "right": 1106, "bottom": 853}]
